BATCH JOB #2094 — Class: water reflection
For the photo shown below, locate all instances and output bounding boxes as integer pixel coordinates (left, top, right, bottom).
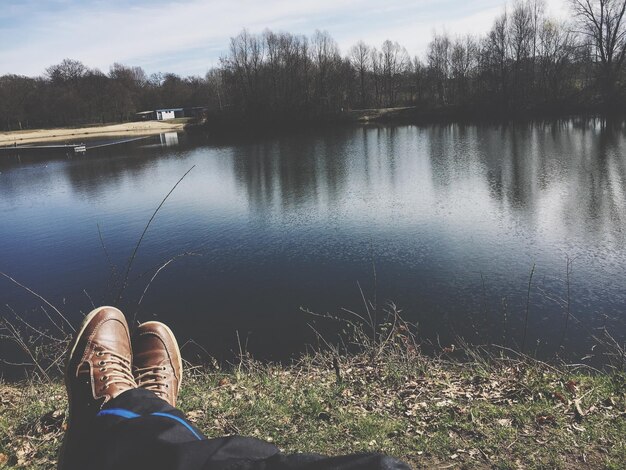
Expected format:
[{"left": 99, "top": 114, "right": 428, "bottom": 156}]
[
  {"left": 0, "top": 121, "right": 624, "bottom": 368},
  {"left": 226, "top": 123, "right": 626, "bottom": 244},
  {"left": 160, "top": 132, "right": 179, "bottom": 147}
]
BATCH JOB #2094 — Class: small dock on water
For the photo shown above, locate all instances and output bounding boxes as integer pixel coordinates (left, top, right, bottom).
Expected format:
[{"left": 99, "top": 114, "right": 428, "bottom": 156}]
[
  {"left": 0, "top": 136, "right": 151, "bottom": 156},
  {"left": 0, "top": 143, "right": 86, "bottom": 155}
]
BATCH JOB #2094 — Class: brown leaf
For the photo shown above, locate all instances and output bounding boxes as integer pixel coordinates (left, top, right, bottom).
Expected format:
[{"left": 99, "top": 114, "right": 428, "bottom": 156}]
[
  {"left": 565, "top": 380, "right": 578, "bottom": 395},
  {"left": 0, "top": 453, "right": 8, "bottom": 465},
  {"left": 535, "top": 414, "right": 556, "bottom": 426},
  {"left": 554, "top": 391, "right": 568, "bottom": 404}
]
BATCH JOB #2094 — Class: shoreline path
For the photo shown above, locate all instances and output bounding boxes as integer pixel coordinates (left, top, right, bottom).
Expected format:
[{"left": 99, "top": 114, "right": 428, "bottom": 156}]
[{"left": 0, "top": 121, "right": 186, "bottom": 145}]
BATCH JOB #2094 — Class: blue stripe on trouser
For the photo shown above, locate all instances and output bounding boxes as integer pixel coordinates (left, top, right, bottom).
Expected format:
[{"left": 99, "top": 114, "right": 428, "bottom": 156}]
[
  {"left": 97, "top": 408, "right": 140, "bottom": 419},
  {"left": 97, "top": 408, "right": 203, "bottom": 440},
  {"left": 150, "top": 412, "right": 204, "bottom": 440}
]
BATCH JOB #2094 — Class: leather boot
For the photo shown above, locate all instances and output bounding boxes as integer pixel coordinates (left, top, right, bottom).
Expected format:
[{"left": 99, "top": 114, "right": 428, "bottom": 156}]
[
  {"left": 59, "top": 306, "right": 136, "bottom": 469},
  {"left": 132, "top": 321, "right": 183, "bottom": 407}
]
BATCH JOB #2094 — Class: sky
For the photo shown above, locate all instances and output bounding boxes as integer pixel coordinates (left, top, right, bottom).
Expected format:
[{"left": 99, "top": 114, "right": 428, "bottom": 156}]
[{"left": 0, "top": 0, "right": 569, "bottom": 78}]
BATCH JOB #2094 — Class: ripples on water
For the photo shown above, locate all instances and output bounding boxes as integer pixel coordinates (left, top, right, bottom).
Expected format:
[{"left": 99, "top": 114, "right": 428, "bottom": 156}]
[{"left": 0, "top": 120, "right": 624, "bottom": 367}]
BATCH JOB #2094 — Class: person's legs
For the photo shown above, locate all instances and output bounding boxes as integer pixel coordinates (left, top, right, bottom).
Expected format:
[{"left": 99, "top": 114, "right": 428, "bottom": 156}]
[
  {"left": 59, "top": 313, "right": 280, "bottom": 470},
  {"left": 59, "top": 308, "right": 411, "bottom": 470},
  {"left": 58, "top": 306, "right": 137, "bottom": 470},
  {"left": 90, "top": 388, "right": 408, "bottom": 470},
  {"left": 88, "top": 387, "right": 281, "bottom": 470}
]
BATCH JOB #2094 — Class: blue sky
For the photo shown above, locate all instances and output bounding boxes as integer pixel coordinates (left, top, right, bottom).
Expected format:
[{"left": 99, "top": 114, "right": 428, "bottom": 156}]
[{"left": 0, "top": 0, "right": 568, "bottom": 77}]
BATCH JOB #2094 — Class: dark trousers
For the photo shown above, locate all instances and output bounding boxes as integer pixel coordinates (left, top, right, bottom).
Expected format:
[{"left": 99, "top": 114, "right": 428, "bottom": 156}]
[{"left": 65, "top": 388, "right": 411, "bottom": 470}]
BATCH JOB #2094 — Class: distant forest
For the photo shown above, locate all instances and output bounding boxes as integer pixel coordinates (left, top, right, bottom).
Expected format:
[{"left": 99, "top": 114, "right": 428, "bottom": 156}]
[{"left": 2, "top": 0, "right": 626, "bottom": 131}]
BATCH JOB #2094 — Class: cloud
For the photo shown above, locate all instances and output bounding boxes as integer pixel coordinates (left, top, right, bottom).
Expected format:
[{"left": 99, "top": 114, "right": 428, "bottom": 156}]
[{"left": 0, "top": 0, "right": 572, "bottom": 77}]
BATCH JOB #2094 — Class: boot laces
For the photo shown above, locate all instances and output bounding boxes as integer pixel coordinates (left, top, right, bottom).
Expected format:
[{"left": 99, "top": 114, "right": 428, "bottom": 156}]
[
  {"left": 95, "top": 349, "right": 136, "bottom": 390},
  {"left": 134, "top": 365, "right": 170, "bottom": 398}
]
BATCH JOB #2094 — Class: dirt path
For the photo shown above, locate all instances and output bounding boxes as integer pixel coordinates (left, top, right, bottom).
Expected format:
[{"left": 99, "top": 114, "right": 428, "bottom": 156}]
[{"left": 0, "top": 121, "right": 186, "bottom": 145}]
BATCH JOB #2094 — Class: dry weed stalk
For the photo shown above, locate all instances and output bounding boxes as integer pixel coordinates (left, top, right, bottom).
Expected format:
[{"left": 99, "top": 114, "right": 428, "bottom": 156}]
[
  {"left": 115, "top": 164, "right": 195, "bottom": 304},
  {"left": 1, "top": 166, "right": 198, "bottom": 378}
]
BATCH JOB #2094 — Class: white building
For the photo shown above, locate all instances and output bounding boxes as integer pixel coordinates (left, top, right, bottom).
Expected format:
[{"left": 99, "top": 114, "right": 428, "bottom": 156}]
[{"left": 156, "top": 108, "right": 183, "bottom": 120}]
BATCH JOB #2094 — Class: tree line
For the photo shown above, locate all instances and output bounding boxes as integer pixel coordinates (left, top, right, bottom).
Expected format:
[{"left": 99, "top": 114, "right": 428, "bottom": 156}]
[
  {"left": 0, "top": 61, "right": 212, "bottom": 130},
  {"left": 1, "top": 0, "right": 626, "bottom": 131}
]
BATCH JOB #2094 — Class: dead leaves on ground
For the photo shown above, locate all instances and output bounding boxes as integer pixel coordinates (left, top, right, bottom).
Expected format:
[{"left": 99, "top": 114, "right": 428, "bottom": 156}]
[{"left": 0, "top": 385, "right": 66, "bottom": 468}]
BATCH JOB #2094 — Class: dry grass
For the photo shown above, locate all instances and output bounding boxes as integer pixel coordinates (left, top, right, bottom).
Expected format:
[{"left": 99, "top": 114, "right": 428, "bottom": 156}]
[{"left": 0, "top": 336, "right": 624, "bottom": 469}]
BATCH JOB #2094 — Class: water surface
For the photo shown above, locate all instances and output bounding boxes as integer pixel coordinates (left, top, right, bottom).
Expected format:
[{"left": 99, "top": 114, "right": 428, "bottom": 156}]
[{"left": 1, "top": 121, "right": 625, "bottom": 367}]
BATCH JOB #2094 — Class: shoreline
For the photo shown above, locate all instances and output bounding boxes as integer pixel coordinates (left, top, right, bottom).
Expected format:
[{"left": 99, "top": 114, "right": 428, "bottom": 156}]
[
  {"left": 198, "top": 107, "right": 620, "bottom": 142},
  {"left": 0, "top": 121, "right": 186, "bottom": 145}
]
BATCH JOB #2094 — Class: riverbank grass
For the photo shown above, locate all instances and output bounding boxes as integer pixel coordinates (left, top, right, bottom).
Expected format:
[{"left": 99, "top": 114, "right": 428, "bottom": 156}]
[{"left": 1, "top": 346, "right": 624, "bottom": 469}]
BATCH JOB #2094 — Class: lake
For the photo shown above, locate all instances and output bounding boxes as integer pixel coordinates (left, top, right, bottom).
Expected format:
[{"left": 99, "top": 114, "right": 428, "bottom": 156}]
[{"left": 1, "top": 120, "right": 625, "bottom": 370}]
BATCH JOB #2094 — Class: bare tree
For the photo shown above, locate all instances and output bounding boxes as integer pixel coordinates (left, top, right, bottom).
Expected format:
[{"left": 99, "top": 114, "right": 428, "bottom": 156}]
[
  {"left": 539, "top": 20, "right": 575, "bottom": 103},
  {"left": 3, "top": 1, "right": 626, "bottom": 130},
  {"left": 409, "top": 56, "right": 428, "bottom": 104},
  {"left": 510, "top": 0, "right": 537, "bottom": 103},
  {"left": 381, "top": 40, "right": 409, "bottom": 106},
  {"left": 205, "top": 69, "right": 224, "bottom": 110},
  {"left": 226, "top": 30, "right": 265, "bottom": 109},
  {"left": 0, "top": 75, "right": 36, "bottom": 130},
  {"left": 311, "top": 30, "right": 341, "bottom": 109},
  {"left": 349, "top": 41, "right": 371, "bottom": 106},
  {"left": 428, "top": 32, "right": 451, "bottom": 105},
  {"left": 45, "top": 59, "right": 87, "bottom": 83},
  {"left": 451, "top": 35, "right": 478, "bottom": 104},
  {"left": 484, "top": 13, "right": 511, "bottom": 107},
  {"left": 570, "top": 0, "right": 626, "bottom": 104},
  {"left": 370, "top": 47, "right": 383, "bottom": 106},
  {"left": 511, "top": 1, "right": 535, "bottom": 64}
]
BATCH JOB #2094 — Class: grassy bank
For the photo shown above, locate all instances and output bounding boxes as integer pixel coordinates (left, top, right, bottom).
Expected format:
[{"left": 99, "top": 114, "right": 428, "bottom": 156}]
[{"left": 1, "top": 344, "right": 624, "bottom": 469}]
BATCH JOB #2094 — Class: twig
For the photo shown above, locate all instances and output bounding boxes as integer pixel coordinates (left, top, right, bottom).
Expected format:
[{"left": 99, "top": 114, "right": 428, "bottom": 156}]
[
  {"left": 307, "top": 323, "right": 339, "bottom": 355},
  {"left": 97, "top": 222, "right": 116, "bottom": 275},
  {"left": 115, "top": 165, "right": 195, "bottom": 303},
  {"left": 39, "top": 305, "right": 66, "bottom": 336},
  {"left": 235, "top": 330, "right": 249, "bottom": 375},
  {"left": 339, "top": 307, "right": 370, "bottom": 326},
  {"left": 0, "top": 359, "right": 35, "bottom": 367},
  {"left": 480, "top": 271, "right": 488, "bottom": 324},
  {"left": 333, "top": 356, "right": 342, "bottom": 383},
  {"left": 301, "top": 306, "right": 362, "bottom": 332},
  {"left": 501, "top": 296, "right": 508, "bottom": 348},
  {"left": 357, "top": 280, "right": 375, "bottom": 340},
  {"left": 44, "top": 352, "right": 68, "bottom": 374},
  {"left": 560, "top": 255, "right": 573, "bottom": 350},
  {"left": 521, "top": 263, "right": 535, "bottom": 354},
  {"left": 0, "top": 271, "right": 74, "bottom": 332},
  {"left": 180, "top": 339, "right": 214, "bottom": 364},
  {"left": 370, "top": 241, "right": 377, "bottom": 339},
  {"left": 133, "top": 252, "right": 200, "bottom": 324},
  {"left": 4, "top": 305, "right": 65, "bottom": 343},
  {"left": 491, "top": 344, "right": 562, "bottom": 374},
  {"left": 0, "top": 318, "right": 51, "bottom": 381},
  {"left": 83, "top": 289, "right": 96, "bottom": 310}
]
